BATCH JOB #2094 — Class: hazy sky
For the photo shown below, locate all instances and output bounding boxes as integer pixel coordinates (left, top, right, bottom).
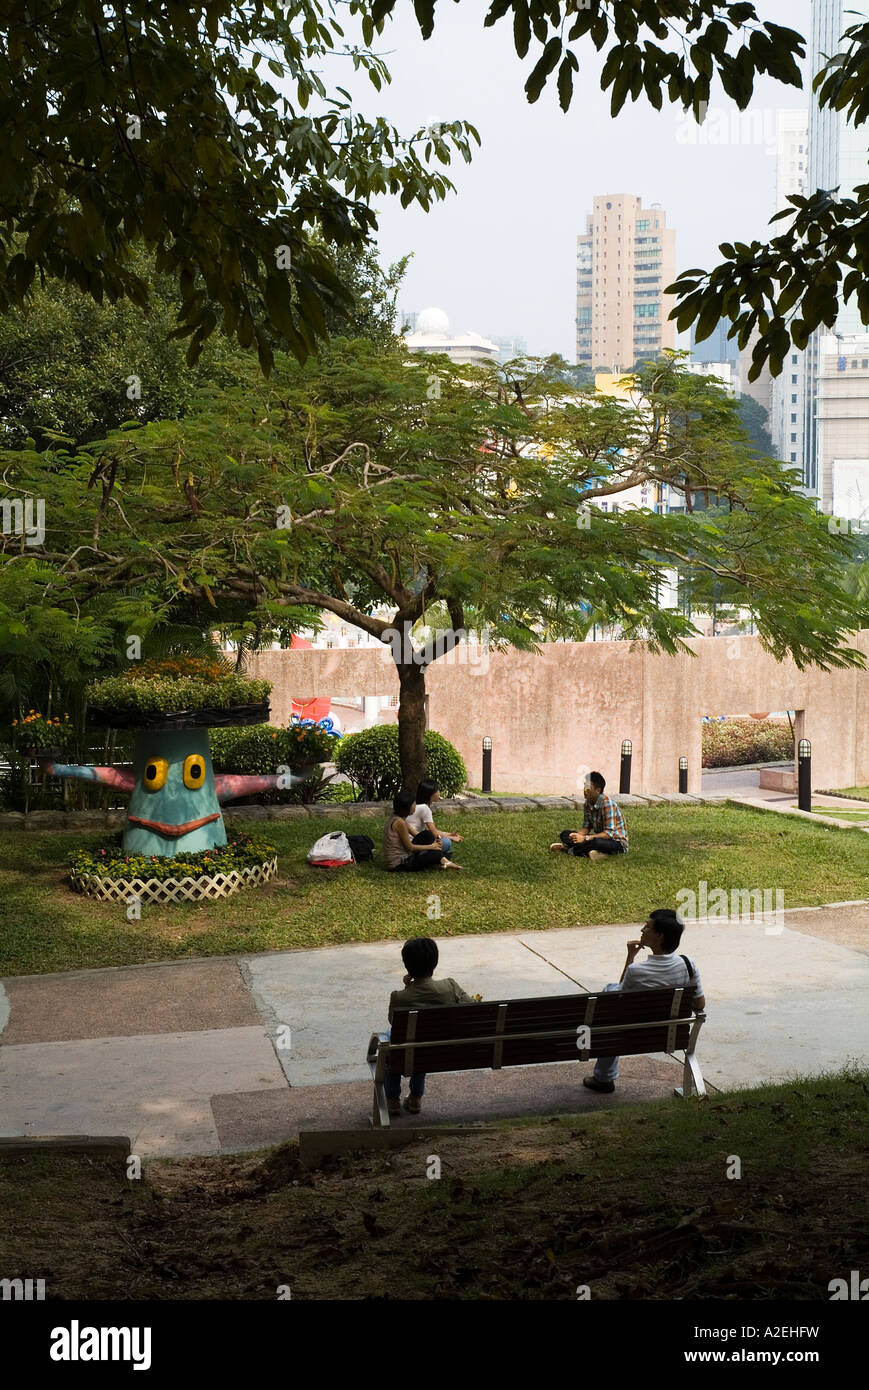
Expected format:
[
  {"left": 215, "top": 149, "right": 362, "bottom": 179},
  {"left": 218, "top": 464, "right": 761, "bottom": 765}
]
[{"left": 338, "top": 0, "right": 813, "bottom": 357}]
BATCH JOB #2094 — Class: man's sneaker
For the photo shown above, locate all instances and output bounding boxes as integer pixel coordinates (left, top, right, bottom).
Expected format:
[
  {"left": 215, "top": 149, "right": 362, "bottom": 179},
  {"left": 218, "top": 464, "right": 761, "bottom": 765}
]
[
  {"left": 387, "top": 1098, "right": 401, "bottom": 1116},
  {"left": 403, "top": 1096, "right": 422, "bottom": 1114},
  {"left": 583, "top": 1076, "right": 615, "bottom": 1093},
  {"left": 587, "top": 850, "right": 605, "bottom": 860}
]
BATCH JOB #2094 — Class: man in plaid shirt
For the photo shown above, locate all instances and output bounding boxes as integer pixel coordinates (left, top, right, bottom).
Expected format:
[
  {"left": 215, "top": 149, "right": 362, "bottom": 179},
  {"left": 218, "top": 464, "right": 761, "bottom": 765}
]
[{"left": 550, "top": 771, "right": 628, "bottom": 858}]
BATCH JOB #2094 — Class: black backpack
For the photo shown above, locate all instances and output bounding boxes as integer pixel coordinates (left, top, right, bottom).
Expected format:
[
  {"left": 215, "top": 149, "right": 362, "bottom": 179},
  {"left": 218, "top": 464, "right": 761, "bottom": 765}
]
[{"left": 348, "top": 834, "right": 375, "bottom": 862}]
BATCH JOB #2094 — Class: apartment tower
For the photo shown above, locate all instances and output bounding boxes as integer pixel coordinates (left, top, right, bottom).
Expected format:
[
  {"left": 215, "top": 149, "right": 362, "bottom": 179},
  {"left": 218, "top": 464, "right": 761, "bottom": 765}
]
[
  {"left": 576, "top": 195, "right": 676, "bottom": 371},
  {"left": 801, "top": 0, "right": 869, "bottom": 504}
]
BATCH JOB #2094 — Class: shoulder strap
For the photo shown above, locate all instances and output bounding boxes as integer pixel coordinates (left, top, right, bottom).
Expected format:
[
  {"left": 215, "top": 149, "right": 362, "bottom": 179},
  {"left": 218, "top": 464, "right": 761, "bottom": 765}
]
[{"left": 680, "top": 954, "right": 695, "bottom": 985}]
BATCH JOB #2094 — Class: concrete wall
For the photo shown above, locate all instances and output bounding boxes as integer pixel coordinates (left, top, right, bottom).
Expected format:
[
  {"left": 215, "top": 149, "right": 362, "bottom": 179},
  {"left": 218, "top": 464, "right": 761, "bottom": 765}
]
[{"left": 248, "top": 633, "right": 869, "bottom": 796}]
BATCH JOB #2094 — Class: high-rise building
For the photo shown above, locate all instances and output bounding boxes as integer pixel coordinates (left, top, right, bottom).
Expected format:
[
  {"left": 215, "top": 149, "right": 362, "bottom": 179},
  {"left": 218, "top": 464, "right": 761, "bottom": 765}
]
[
  {"left": 489, "top": 334, "right": 528, "bottom": 364},
  {"left": 802, "top": 0, "right": 869, "bottom": 504},
  {"left": 690, "top": 317, "right": 739, "bottom": 365},
  {"left": 576, "top": 195, "right": 676, "bottom": 371},
  {"left": 770, "top": 110, "right": 809, "bottom": 467}
]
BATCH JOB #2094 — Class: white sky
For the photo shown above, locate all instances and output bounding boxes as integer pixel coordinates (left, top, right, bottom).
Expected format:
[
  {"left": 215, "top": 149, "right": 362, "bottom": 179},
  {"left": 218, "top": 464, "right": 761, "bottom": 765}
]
[{"left": 335, "top": 0, "right": 813, "bottom": 357}]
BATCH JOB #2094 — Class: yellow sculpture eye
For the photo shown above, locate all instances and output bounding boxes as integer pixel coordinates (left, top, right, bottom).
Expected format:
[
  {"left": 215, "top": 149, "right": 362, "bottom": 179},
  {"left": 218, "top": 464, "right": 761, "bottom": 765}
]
[
  {"left": 143, "top": 757, "right": 169, "bottom": 792},
  {"left": 183, "top": 754, "right": 206, "bottom": 790}
]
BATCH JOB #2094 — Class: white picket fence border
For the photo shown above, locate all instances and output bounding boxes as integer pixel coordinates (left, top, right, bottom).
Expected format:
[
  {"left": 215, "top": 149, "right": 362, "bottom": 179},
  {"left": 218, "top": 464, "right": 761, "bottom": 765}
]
[{"left": 70, "top": 856, "right": 279, "bottom": 904}]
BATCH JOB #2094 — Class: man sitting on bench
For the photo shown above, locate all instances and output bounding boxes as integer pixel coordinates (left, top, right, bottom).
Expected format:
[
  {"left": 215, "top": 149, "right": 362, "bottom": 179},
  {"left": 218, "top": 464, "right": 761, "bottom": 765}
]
[
  {"left": 550, "top": 771, "right": 628, "bottom": 858},
  {"left": 583, "top": 908, "right": 705, "bottom": 1093}
]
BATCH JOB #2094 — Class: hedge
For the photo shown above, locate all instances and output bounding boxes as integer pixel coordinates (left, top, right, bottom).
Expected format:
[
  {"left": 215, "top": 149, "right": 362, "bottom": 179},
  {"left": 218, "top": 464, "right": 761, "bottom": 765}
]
[{"left": 702, "top": 718, "right": 794, "bottom": 769}]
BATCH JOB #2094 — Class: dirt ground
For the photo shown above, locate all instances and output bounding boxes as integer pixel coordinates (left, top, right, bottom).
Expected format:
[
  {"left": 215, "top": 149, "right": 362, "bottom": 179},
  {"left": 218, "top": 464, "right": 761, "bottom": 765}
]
[{"left": 2, "top": 1080, "right": 867, "bottom": 1300}]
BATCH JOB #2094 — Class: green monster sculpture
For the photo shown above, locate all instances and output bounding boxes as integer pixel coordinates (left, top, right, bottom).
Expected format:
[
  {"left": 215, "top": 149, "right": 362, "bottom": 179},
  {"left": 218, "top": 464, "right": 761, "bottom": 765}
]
[
  {"left": 45, "top": 660, "right": 305, "bottom": 858},
  {"left": 47, "top": 729, "right": 299, "bottom": 857}
]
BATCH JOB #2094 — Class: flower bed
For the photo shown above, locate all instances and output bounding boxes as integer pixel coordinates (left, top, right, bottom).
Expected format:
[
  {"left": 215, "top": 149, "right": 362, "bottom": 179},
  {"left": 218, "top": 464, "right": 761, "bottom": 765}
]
[
  {"left": 69, "top": 832, "right": 275, "bottom": 880},
  {"left": 70, "top": 856, "right": 279, "bottom": 904},
  {"left": 69, "top": 833, "right": 278, "bottom": 903}
]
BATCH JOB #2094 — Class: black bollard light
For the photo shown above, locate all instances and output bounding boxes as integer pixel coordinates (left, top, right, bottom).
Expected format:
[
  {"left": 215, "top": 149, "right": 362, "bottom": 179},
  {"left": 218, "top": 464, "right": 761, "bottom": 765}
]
[
  {"left": 482, "top": 737, "right": 492, "bottom": 795},
  {"left": 798, "top": 738, "right": 812, "bottom": 812},
  {"left": 679, "top": 756, "right": 688, "bottom": 794},
  {"left": 619, "top": 739, "right": 632, "bottom": 795}
]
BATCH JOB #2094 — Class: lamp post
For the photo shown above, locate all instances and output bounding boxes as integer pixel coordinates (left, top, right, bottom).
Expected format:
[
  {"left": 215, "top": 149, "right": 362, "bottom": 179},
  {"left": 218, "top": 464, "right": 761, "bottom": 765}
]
[
  {"left": 482, "top": 737, "right": 492, "bottom": 795},
  {"left": 619, "top": 739, "right": 632, "bottom": 795},
  {"left": 798, "top": 738, "right": 812, "bottom": 813},
  {"left": 679, "top": 756, "right": 688, "bottom": 794}
]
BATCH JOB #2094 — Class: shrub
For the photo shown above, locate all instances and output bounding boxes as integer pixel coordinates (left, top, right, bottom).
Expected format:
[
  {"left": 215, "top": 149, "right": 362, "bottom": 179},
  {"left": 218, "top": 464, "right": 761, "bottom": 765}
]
[
  {"left": 86, "top": 657, "right": 270, "bottom": 714},
  {"left": 209, "top": 721, "right": 339, "bottom": 774},
  {"left": 334, "top": 725, "right": 467, "bottom": 801},
  {"left": 702, "top": 718, "right": 794, "bottom": 768}
]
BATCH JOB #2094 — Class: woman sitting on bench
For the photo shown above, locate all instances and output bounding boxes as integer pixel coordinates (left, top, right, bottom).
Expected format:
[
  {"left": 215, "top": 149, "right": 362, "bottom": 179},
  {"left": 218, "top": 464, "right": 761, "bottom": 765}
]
[{"left": 382, "top": 792, "right": 462, "bottom": 872}]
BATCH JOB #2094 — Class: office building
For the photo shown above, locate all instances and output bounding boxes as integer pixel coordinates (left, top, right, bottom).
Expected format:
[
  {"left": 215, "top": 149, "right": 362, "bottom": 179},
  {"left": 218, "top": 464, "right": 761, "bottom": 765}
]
[
  {"left": 576, "top": 195, "right": 676, "bottom": 371},
  {"left": 802, "top": 0, "right": 869, "bottom": 504},
  {"left": 770, "top": 109, "right": 810, "bottom": 466}
]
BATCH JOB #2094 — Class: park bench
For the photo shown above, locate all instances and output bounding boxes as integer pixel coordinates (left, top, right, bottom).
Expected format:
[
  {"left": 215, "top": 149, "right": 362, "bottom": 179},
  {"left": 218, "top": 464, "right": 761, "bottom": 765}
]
[{"left": 367, "top": 986, "right": 706, "bottom": 1128}]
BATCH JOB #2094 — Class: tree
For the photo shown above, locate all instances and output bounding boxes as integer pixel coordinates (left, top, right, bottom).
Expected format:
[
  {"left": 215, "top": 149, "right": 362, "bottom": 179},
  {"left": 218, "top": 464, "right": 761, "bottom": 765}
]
[
  {"left": 2, "top": 1, "right": 830, "bottom": 375},
  {"left": 319, "top": 244, "right": 409, "bottom": 353},
  {"left": 0, "top": 1, "right": 478, "bottom": 371},
  {"left": 2, "top": 343, "right": 863, "bottom": 789},
  {"left": 734, "top": 394, "right": 773, "bottom": 457},
  {"left": 0, "top": 250, "right": 238, "bottom": 451}
]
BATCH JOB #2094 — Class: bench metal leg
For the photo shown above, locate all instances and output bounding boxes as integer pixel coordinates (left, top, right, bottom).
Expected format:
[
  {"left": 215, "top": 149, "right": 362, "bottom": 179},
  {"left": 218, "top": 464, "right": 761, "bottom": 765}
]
[
  {"left": 372, "top": 1079, "right": 391, "bottom": 1129},
  {"left": 674, "top": 1049, "right": 706, "bottom": 1099}
]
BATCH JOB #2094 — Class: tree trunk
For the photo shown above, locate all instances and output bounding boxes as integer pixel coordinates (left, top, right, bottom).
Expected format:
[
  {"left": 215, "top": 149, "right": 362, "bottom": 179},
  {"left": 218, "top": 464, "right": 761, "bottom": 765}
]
[{"left": 396, "top": 658, "right": 427, "bottom": 795}]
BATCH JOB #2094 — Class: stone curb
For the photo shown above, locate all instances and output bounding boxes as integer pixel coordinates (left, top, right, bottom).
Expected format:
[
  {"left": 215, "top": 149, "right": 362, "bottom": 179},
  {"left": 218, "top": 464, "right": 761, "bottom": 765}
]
[
  {"left": 734, "top": 798, "right": 869, "bottom": 833},
  {"left": 1, "top": 793, "right": 715, "bottom": 832}
]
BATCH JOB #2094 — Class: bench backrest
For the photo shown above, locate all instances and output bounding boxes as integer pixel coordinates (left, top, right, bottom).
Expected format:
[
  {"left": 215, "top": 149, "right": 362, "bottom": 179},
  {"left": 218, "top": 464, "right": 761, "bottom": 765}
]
[{"left": 387, "top": 987, "right": 698, "bottom": 1074}]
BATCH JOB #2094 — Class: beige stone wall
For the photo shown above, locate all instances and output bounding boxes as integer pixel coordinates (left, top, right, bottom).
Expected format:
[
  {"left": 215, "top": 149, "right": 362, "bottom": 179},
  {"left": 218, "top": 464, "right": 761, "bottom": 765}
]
[{"left": 248, "top": 634, "right": 869, "bottom": 795}]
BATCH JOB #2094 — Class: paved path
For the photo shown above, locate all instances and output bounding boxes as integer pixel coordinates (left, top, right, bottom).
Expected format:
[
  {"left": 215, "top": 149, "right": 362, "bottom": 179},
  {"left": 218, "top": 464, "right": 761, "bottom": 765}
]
[{"left": 1, "top": 901, "right": 867, "bottom": 1156}]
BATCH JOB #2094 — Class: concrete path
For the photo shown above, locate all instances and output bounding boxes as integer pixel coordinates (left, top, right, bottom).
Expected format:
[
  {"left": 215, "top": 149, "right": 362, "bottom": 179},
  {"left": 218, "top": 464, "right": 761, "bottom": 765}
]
[{"left": 1, "top": 900, "right": 867, "bottom": 1157}]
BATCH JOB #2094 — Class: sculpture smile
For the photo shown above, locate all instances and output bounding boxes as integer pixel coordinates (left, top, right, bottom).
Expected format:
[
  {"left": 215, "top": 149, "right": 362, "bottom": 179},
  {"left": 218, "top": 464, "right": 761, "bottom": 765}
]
[{"left": 127, "top": 812, "right": 221, "bottom": 838}]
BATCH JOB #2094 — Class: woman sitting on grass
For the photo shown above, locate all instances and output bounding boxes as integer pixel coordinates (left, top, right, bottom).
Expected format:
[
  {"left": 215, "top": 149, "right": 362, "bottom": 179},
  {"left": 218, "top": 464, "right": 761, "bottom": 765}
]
[
  {"left": 406, "top": 778, "right": 464, "bottom": 857},
  {"left": 382, "top": 793, "right": 462, "bottom": 872}
]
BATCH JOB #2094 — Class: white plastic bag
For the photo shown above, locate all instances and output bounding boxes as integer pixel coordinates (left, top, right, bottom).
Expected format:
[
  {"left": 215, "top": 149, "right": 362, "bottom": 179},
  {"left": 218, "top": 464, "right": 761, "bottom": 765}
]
[{"left": 306, "top": 830, "right": 354, "bottom": 866}]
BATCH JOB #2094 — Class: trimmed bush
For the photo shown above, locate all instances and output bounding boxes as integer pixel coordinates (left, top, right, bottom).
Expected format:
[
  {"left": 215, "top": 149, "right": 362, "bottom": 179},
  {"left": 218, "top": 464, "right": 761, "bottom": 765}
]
[
  {"left": 209, "top": 722, "right": 339, "bottom": 774},
  {"left": 334, "top": 725, "right": 467, "bottom": 801},
  {"left": 702, "top": 718, "right": 794, "bottom": 768},
  {"left": 86, "top": 656, "right": 270, "bottom": 715}
]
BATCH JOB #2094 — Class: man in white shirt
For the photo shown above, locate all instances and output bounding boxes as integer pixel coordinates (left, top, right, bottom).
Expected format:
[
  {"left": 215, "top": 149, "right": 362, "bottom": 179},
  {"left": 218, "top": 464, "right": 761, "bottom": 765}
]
[{"left": 583, "top": 908, "right": 705, "bottom": 1093}]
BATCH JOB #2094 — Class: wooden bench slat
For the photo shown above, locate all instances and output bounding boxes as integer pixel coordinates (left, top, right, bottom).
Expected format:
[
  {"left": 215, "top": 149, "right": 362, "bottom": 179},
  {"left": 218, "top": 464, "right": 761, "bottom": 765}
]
[{"left": 389, "top": 988, "right": 696, "bottom": 1043}]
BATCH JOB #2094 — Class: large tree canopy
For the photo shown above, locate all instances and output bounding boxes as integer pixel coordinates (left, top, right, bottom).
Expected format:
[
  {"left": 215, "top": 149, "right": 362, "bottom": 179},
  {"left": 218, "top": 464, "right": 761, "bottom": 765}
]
[
  {"left": 0, "top": 0, "right": 829, "bottom": 378},
  {"left": 0, "top": 0, "right": 475, "bottom": 371},
  {"left": 2, "top": 344, "right": 863, "bottom": 785}
]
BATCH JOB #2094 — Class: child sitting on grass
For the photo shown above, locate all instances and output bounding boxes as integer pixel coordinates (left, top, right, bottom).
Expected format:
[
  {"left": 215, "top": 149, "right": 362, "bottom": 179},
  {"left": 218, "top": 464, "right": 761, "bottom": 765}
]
[{"left": 386, "top": 937, "right": 475, "bottom": 1116}]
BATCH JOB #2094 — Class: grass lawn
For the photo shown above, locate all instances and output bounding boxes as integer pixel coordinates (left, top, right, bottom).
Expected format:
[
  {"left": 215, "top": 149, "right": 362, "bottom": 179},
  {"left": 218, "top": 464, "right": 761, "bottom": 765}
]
[
  {"left": 801, "top": 805, "right": 869, "bottom": 821},
  {"left": 2, "top": 1068, "right": 866, "bottom": 1299},
  {"left": 828, "top": 786, "right": 869, "bottom": 801},
  {"left": 1, "top": 802, "right": 868, "bottom": 977}
]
